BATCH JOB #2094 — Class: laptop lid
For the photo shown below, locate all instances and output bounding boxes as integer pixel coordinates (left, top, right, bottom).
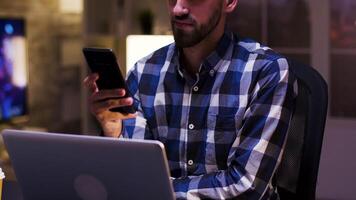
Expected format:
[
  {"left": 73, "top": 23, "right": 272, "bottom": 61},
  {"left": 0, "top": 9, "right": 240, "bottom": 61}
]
[{"left": 2, "top": 129, "right": 175, "bottom": 200}]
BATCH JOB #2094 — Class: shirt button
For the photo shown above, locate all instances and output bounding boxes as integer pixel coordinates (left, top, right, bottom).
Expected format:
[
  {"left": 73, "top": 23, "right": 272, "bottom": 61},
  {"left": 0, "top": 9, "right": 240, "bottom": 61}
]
[
  {"left": 209, "top": 70, "right": 215, "bottom": 77},
  {"left": 193, "top": 86, "right": 199, "bottom": 92},
  {"left": 187, "top": 160, "right": 194, "bottom": 166},
  {"left": 188, "top": 124, "right": 195, "bottom": 130}
]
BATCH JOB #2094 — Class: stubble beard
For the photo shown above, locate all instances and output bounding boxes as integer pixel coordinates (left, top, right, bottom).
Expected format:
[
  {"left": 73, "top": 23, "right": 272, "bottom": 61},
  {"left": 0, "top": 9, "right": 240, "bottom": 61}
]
[{"left": 171, "top": 5, "right": 223, "bottom": 48}]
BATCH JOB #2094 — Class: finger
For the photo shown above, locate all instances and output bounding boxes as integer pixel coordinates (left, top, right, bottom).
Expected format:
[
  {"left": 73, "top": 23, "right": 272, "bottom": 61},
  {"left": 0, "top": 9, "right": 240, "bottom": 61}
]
[
  {"left": 85, "top": 81, "right": 98, "bottom": 94},
  {"left": 119, "top": 112, "right": 138, "bottom": 120},
  {"left": 90, "top": 89, "right": 127, "bottom": 102},
  {"left": 106, "top": 98, "right": 133, "bottom": 109},
  {"left": 104, "top": 112, "right": 138, "bottom": 121},
  {"left": 83, "top": 74, "right": 100, "bottom": 93},
  {"left": 83, "top": 73, "right": 99, "bottom": 87},
  {"left": 90, "top": 97, "right": 134, "bottom": 114},
  {"left": 90, "top": 98, "right": 133, "bottom": 115}
]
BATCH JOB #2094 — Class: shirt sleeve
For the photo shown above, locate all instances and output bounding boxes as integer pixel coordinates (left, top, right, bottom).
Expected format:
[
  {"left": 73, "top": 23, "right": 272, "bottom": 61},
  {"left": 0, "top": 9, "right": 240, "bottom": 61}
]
[
  {"left": 121, "top": 63, "right": 154, "bottom": 140},
  {"left": 173, "top": 58, "right": 297, "bottom": 199}
]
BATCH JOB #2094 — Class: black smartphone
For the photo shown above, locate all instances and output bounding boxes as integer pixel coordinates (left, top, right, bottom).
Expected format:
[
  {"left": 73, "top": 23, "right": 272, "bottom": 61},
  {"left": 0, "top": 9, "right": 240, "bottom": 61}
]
[{"left": 82, "top": 47, "right": 136, "bottom": 114}]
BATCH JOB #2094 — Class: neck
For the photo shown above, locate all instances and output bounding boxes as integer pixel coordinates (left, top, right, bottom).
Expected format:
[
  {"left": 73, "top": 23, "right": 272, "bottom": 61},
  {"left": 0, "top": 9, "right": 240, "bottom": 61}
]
[{"left": 180, "top": 19, "right": 226, "bottom": 75}]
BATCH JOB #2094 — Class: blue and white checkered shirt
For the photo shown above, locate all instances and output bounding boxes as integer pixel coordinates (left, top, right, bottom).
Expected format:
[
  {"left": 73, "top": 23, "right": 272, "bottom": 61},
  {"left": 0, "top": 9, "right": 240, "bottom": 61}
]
[{"left": 122, "top": 31, "right": 297, "bottom": 199}]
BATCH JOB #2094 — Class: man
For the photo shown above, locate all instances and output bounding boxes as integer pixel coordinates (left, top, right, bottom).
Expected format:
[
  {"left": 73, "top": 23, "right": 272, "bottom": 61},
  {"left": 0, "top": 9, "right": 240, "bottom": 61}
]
[{"left": 84, "top": 0, "right": 296, "bottom": 199}]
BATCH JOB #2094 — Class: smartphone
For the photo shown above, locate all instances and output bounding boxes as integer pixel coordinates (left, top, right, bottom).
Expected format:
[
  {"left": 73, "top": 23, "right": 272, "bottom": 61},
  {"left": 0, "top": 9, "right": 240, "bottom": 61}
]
[{"left": 82, "top": 47, "right": 136, "bottom": 114}]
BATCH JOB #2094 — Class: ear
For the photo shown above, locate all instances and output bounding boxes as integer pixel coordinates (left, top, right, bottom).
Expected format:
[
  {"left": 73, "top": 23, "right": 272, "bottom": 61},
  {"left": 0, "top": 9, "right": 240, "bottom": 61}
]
[{"left": 225, "top": 0, "right": 238, "bottom": 13}]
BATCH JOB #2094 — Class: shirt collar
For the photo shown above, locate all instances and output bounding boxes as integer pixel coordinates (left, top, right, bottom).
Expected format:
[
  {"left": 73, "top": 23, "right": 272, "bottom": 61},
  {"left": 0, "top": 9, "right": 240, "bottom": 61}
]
[
  {"left": 173, "top": 31, "right": 234, "bottom": 78},
  {"left": 202, "top": 31, "right": 233, "bottom": 72}
]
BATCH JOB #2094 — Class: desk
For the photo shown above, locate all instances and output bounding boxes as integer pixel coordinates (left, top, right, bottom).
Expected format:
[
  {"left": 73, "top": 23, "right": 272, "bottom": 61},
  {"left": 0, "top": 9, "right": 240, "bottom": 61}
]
[{"left": 2, "top": 181, "right": 23, "bottom": 200}]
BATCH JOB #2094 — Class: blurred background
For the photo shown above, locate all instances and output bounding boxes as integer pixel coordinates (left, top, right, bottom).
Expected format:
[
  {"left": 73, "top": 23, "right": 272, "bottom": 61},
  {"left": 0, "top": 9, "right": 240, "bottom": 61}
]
[{"left": 0, "top": 0, "right": 355, "bottom": 199}]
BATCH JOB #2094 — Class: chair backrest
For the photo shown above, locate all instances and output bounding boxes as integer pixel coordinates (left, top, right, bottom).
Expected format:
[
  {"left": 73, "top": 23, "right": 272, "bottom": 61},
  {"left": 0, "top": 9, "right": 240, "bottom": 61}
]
[{"left": 276, "top": 59, "right": 328, "bottom": 200}]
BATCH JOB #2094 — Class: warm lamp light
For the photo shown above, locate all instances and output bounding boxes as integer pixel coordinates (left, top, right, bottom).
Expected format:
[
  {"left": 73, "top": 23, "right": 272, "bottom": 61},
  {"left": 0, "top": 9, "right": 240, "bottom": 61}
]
[
  {"left": 59, "top": 0, "right": 83, "bottom": 14},
  {"left": 126, "top": 35, "right": 174, "bottom": 74}
]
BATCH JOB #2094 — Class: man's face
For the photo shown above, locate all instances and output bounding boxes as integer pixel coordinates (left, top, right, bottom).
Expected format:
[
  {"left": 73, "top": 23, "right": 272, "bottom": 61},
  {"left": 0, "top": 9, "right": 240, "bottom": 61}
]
[{"left": 168, "top": 0, "right": 224, "bottom": 48}]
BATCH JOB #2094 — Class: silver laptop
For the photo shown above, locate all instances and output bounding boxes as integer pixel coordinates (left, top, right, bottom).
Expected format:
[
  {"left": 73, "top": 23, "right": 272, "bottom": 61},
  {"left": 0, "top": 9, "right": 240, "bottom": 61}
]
[{"left": 2, "top": 129, "right": 175, "bottom": 200}]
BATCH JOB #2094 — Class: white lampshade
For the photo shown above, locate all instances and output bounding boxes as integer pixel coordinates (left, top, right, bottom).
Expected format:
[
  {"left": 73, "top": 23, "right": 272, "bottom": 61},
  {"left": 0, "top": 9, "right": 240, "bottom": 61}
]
[{"left": 126, "top": 35, "right": 174, "bottom": 74}]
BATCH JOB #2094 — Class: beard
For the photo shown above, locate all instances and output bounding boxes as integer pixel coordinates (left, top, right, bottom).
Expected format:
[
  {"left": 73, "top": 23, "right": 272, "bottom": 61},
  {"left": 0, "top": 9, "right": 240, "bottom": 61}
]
[{"left": 171, "top": 5, "right": 222, "bottom": 48}]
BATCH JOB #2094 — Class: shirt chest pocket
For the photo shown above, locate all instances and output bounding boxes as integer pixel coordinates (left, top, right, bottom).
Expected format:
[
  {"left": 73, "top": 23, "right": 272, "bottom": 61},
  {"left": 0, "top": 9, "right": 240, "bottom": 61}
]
[{"left": 207, "top": 114, "right": 242, "bottom": 144}]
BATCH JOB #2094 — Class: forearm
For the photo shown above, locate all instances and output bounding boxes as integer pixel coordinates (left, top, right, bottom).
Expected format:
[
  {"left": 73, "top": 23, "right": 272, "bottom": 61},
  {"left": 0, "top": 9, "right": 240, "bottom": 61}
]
[
  {"left": 172, "top": 127, "right": 289, "bottom": 200},
  {"left": 172, "top": 116, "right": 291, "bottom": 199},
  {"left": 173, "top": 168, "right": 267, "bottom": 200}
]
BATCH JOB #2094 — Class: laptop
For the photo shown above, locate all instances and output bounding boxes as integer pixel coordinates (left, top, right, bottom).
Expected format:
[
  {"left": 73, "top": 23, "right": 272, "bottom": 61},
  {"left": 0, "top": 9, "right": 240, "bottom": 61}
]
[{"left": 1, "top": 129, "right": 175, "bottom": 200}]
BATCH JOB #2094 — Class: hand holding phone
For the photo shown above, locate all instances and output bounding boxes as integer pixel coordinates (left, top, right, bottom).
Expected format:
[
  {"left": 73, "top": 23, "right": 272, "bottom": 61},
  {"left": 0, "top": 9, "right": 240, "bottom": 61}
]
[{"left": 83, "top": 47, "right": 136, "bottom": 114}]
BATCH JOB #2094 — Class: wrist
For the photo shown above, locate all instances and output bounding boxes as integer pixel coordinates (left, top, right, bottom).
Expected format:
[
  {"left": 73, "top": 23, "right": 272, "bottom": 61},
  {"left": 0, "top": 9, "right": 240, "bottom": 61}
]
[{"left": 100, "top": 120, "right": 122, "bottom": 138}]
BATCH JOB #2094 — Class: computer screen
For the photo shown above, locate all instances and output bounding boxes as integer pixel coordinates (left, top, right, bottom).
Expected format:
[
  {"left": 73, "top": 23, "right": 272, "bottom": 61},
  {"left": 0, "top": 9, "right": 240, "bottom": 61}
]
[{"left": 0, "top": 18, "right": 28, "bottom": 122}]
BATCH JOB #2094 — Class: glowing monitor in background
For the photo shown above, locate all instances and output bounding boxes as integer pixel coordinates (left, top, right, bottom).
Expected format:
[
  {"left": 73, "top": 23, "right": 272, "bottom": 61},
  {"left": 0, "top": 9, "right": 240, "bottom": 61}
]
[
  {"left": 126, "top": 35, "right": 174, "bottom": 74},
  {"left": 0, "top": 18, "right": 28, "bottom": 122}
]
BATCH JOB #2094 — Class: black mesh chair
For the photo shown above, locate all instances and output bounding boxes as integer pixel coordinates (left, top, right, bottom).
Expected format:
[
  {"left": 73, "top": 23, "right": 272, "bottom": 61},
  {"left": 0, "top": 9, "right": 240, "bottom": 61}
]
[{"left": 275, "top": 59, "right": 328, "bottom": 200}]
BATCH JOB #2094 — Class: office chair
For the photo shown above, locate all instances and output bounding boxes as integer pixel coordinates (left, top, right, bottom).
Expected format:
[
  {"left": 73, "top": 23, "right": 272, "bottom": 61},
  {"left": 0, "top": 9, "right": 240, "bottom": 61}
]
[{"left": 275, "top": 59, "right": 328, "bottom": 200}]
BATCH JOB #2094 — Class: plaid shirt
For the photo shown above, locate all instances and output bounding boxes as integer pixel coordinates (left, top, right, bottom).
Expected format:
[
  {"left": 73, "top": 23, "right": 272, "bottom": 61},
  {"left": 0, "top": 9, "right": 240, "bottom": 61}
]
[{"left": 122, "top": 31, "right": 297, "bottom": 199}]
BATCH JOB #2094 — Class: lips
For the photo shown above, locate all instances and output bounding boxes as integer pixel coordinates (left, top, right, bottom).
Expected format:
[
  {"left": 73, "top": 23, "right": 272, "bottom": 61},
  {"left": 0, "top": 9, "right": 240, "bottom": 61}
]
[{"left": 173, "top": 20, "right": 194, "bottom": 29}]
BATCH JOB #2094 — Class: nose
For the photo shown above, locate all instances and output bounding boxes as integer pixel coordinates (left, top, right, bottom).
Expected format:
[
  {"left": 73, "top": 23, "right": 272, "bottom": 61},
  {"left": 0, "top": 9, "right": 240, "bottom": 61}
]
[{"left": 172, "top": 0, "right": 189, "bottom": 17}]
